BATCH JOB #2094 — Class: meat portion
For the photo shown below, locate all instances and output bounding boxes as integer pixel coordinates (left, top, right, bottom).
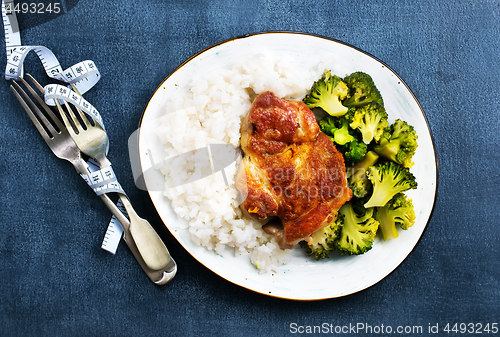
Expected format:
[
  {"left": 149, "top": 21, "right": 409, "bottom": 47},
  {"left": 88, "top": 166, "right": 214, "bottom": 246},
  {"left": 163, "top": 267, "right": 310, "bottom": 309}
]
[{"left": 235, "top": 91, "right": 352, "bottom": 249}]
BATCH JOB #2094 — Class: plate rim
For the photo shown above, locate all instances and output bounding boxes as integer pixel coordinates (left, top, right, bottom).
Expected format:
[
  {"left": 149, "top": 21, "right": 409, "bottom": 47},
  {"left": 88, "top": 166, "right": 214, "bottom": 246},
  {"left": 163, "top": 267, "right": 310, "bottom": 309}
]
[{"left": 137, "top": 31, "right": 440, "bottom": 300}]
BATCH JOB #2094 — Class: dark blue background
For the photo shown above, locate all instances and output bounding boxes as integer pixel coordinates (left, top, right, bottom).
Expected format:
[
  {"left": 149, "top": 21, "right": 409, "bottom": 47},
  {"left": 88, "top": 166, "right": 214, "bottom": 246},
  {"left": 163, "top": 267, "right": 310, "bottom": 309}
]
[{"left": 1, "top": 1, "right": 499, "bottom": 336}]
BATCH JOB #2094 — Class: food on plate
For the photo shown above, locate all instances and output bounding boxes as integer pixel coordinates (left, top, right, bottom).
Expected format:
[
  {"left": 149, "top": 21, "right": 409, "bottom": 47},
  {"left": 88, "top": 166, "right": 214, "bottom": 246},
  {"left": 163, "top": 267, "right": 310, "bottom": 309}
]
[
  {"left": 319, "top": 112, "right": 356, "bottom": 145},
  {"left": 299, "top": 213, "right": 343, "bottom": 260},
  {"left": 342, "top": 71, "right": 384, "bottom": 108},
  {"left": 156, "top": 56, "right": 419, "bottom": 271},
  {"left": 349, "top": 102, "right": 389, "bottom": 144},
  {"left": 335, "top": 198, "right": 380, "bottom": 255},
  {"left": 300, "top": 71, "right": 418, "bottom": 260},
  {"left": 374, "top": 193, "right": 416, "bottom": 241},
  {"left": 363, "top": 161, "right": 417, "bottom": 208},
  {"left": 347, "top": 151, "right": 380, "bottom": 198},
  {"left": 156, "top": 54, "right": 334, "bottom": 272},
  {"left": 235, "top": 91, "right": 352, "bottom": 249},
  {"left": 319, "top": 110, "right": 367, "bottom": 163},
  {"left": 302, "top": 70, "right": 350, "bottom": 116},
  {"left": 373, "top": 119, "right": 418, "bottom": 168}
]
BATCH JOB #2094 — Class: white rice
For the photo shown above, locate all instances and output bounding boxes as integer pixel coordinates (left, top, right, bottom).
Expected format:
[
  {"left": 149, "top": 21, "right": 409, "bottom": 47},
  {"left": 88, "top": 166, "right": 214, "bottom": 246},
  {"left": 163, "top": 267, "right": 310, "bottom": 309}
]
[{"left": 155, "top": 53, "right": 335, "bottom": 272}]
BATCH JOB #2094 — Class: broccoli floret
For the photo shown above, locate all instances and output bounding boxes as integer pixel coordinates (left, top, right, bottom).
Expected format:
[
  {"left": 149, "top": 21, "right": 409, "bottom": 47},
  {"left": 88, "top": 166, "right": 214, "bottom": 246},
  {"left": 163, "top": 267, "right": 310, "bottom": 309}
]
[
  {"left": 303, "top": 70, "right": 350, "bottom": 117},
  {"left": 375, "top": 193, "right": 416, "bottom": 241},
  {"left": 342, "top": 139, "right": 368, "bottom": 163},
  {"left": 319, "top": 109, "right": 367, "bottom": 163},
  {"left": 335, "top": 200, "right": 380, "bottom": 255},
  {"left": 350, "top": 103, "right": 389, "bottom": 144},
  {"left": 332, "top": 118, "right": 356, "bottom": 145},
  {"left": 318, "top": 115, "right": 337, "bottom": 136},
  {"left": 374, "top": 119, "right": 418, "bottom": 168},
  {"left": 319, "top": 115, "right": 355, "bottom": 145},
  {"left": 347, "top": 150, "right": 379, "bottom": 198},
  {"left": 342, "top": 71, "right": 384, "bottom": 108},
  {"left": 300, "top": 213, "right": 343, "bottom": 260},
  {"left": 364, "top": 161, "right": 417, "bottom": 208}
]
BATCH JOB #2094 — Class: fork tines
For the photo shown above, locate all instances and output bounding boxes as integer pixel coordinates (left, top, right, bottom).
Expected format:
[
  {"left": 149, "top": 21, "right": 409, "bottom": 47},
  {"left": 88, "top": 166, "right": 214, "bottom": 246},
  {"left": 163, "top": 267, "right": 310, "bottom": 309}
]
[
  {"left": 55, "top": 93, "right": 95, "bottom": 136},
  {"left": 10, "top": 74, "right": 63, "bottom": 141}
]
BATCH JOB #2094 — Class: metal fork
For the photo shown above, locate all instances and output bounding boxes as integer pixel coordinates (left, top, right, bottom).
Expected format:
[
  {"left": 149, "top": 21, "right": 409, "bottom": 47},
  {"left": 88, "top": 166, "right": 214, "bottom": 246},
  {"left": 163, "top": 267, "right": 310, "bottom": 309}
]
[
  {"left": 55, "top": 83, "right": 174, "bottom": 273},
  {"left": 11, "top": 74, "right": 176, "bottom": 285}
]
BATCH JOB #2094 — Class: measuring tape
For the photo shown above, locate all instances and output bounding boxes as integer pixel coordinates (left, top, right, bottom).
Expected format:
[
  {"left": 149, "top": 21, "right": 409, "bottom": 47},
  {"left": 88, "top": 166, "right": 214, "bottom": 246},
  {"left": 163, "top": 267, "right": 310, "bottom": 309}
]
[
  {"left": 87, "top": 158, "right": 125, "bottom": 254},
  {"left": 2, "top": 0, "right": 125, "bottom": 254},
  {"left": 43, "top": 83, "right": 105, "bottom": 131},
  {"left": 6, "top": 46, "right": 100, "bottom": 94},
  {"left": 2, "top": 0, "right": 20, "bottom": 56}
]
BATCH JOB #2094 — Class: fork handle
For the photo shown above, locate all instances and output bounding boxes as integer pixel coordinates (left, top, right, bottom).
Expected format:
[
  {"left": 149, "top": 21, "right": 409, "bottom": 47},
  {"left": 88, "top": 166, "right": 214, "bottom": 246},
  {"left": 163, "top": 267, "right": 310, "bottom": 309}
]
[
  {"left": 118, "top": 194, "right": 172, "bottom": 271},
  {"left": 98, "top": 194, "right": 130, "bottom": 230},
  {"left": 98, "top": 193, "right": 176, "bottom": 284},
  {"left": 71, "top": 159, "right": 175, "bottom": 284}
]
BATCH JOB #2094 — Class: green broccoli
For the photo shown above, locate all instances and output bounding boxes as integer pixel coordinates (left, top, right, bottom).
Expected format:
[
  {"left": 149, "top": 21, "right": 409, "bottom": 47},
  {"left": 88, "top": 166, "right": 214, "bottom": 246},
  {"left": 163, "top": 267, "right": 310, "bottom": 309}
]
[
  {"left": 335, "top": 200, "right": 380, "bottom": 255},
  {"left": 318, "top": 115, "right": 337, "bottom": 136},
  {"left": 375, "top": 193, "right": 416, "bottom": 241},
  {"left": 332, "top": 118, "right": 356, "bottom": 145},
  {"left": 350, "top": 103, "right": 389, "bottom": 144},
  {"left": 319, "top": 114, "right": 355, "bottom": 145},
  {"left": 364, "top": 161, "right": 417, "bottom": 208},
  {"left": 300, "top": 213, "right": 343, "bottom": 260},
  {"left": 342, "top": 71, "right": 384, "bottom": 108},
  {"left": 374, "top": 119, "right": 418, "bottom": 168},
  {"left": 319, "top": 109, "right": 367, "bottom": 163},
  {"left": 347, "top": 150, "right": 379, "bottom": 198},
  {"left": 341, "top": 140, "right": 368, "bottom": 163},
  {"left": 303, "top": 70, "right": 350, "bottom": 117}
]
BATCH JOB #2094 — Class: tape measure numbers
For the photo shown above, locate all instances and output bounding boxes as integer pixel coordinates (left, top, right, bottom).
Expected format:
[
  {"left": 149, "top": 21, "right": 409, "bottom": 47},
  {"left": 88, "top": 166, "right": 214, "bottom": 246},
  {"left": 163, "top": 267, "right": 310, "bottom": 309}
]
[
  {"left": 102, "top": 199, "right": 126, "bottom": 254},
  {"left": 2, "top": 0, "right": 21, "bottom": 56},
  {"left": 87, "top": 158, "right": 126, "bottom": 255}
]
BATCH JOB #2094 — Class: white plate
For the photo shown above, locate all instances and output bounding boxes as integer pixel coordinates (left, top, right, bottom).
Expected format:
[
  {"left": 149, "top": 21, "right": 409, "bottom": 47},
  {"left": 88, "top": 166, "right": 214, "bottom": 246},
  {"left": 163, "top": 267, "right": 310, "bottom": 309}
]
[{"left": 138, "top": 32, "right": 438, "bottom": 300}]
